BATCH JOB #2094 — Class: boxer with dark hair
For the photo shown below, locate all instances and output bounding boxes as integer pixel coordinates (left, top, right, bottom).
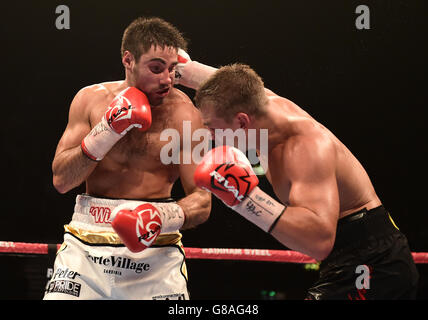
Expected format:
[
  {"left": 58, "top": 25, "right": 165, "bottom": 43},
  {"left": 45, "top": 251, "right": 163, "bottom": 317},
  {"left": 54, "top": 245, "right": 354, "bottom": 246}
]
[{"left": 45, "top": 17, "right": 211, "bottom": 300}]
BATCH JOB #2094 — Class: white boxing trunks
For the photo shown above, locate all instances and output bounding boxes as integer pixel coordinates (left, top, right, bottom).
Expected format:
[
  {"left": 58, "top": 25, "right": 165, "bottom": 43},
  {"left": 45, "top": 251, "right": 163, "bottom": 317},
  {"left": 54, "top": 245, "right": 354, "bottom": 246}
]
[{"left": 43, "top": 194, "right": 189, "bottom": 300}]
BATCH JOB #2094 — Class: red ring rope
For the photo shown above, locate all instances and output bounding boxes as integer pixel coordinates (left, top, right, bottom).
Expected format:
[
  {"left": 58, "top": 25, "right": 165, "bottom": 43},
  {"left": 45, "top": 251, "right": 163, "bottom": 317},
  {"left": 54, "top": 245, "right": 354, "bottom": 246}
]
[{"left": 1, "top": 241, "right": 427, "bottom": 264}]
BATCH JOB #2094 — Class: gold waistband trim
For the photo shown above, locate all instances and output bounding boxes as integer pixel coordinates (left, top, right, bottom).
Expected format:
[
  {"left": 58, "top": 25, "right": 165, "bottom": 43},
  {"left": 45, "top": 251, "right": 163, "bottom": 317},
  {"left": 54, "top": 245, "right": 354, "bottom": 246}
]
[{"left": 64, "top": 225, "right": 182, "bottom": 246}]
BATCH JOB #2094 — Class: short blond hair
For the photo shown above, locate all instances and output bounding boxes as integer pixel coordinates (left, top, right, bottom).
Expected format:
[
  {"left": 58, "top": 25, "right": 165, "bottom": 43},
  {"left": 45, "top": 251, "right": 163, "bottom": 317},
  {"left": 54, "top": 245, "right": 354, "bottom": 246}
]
[{"left": 195, "top": 64, "right": 268, "bottom": 122}]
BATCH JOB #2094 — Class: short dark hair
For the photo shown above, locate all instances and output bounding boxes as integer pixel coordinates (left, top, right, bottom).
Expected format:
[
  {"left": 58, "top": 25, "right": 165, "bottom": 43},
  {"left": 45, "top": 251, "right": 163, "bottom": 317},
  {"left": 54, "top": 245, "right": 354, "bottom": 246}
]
[
  {"left": 121, "top": 17, "right": 187, "bottom": 61},
  {"left": 195, "top": 63, "right": 268, "bottom": 122}
]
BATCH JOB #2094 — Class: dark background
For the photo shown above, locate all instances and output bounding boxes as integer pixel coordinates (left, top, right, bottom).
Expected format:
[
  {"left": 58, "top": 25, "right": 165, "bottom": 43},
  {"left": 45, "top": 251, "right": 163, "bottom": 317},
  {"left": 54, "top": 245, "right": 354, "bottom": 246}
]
[{"left": 0, "top": 1, "right": 426, "bottom": 299}]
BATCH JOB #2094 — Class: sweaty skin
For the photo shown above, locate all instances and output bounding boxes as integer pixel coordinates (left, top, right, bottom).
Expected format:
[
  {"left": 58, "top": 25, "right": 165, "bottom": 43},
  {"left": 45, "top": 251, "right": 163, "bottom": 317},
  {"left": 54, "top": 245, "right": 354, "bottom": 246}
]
[
  {"left": 201, "top": 89, "right": 381, "bottom": 259},
  {"left": 261, "top": 91, "right": 381, "bottom": 217},
  {"left": 53, "top": 46, "right": 211, "bottom": 229}
]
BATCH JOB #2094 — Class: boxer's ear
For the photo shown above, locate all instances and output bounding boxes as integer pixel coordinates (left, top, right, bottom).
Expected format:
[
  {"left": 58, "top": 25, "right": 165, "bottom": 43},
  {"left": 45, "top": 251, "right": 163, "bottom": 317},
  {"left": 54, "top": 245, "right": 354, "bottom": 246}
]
[
  {"left": 234, "top": 112, "right": 251, "bottom": 130},
  {"left": 122, "top": 51, "right": 135, "bottom": 70}
]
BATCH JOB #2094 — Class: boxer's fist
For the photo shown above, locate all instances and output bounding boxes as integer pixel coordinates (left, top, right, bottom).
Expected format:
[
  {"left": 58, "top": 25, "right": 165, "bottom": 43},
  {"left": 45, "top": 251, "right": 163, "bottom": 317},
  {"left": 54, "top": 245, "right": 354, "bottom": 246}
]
[
  {"left": 111, "top": 203, "right": 162, "bottom": 253},
  {"left": 81, "top": 87, "right": 152, "bottom": 161},
  {"left": 110, "top": 201, "right": 185, "bottom": 253},
  {"left": 105, "top": 87, "right": 152, "bottom": 135},
  {"left": 194, "top": 146, "right": 259, "bottom": 207}
]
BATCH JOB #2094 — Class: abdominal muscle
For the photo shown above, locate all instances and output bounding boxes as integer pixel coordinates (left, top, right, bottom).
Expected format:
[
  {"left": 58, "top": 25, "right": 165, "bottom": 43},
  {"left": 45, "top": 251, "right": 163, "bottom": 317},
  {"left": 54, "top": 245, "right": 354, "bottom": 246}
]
[{"left": 85, "top": 129, "right": 179, "bottom": 200}]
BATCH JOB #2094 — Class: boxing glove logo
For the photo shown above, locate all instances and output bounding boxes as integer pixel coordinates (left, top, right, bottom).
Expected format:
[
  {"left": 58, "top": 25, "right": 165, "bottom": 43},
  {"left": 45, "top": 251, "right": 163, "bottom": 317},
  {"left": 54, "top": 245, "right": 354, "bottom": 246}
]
[
  {"left": 209, "top": 163, "right": 253, "bottom": 206},
  {"left": 105, "top": 95, "right": 133, "bottom": 125},
  {"left": 135, "top": 204, "right": 162, "bottom": 247}
]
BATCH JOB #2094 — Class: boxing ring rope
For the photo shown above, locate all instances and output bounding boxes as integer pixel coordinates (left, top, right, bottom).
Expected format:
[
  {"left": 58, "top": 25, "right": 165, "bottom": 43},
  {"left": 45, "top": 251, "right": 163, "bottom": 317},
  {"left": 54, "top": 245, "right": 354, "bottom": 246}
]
[{"left": 1, "top": 241, "right": 427, "bottom": 264}]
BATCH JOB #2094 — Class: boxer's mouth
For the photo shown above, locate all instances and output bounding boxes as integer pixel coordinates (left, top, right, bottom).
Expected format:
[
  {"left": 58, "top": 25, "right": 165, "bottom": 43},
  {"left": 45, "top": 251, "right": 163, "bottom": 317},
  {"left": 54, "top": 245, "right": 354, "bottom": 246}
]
[{"left": 156, "top": 87, "right": 170, "bottom": 97}]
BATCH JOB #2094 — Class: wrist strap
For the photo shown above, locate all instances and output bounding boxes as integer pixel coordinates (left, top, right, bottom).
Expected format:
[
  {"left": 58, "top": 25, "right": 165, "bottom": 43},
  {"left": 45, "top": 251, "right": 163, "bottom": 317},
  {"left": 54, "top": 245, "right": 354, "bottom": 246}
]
[
  {"left": 156, "top": 202, "right": 185, "bottom": 233},
  {"left": 233, "top": 187, "right": 287, "bottom": 233},
  {"left": 177, "top": 61, "right": 218, "bottom": 90},
  {"left": 81, "top": 118, "right": 122, "bottom": 161},
  {"left": 268, "top": 205, "right": 287, "bottom": 233}
]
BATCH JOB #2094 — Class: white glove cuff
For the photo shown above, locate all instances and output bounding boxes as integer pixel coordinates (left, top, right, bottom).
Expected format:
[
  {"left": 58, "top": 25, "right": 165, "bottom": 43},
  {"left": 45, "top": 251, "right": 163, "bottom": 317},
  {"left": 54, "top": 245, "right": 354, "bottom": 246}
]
[
  {"left": 156, "top": 202, "right": 185, "bottom": 233},
  {"left": 233, "top": 187, "right": 287, "bottom": 233},
  {"left": 176, "top": 61, "right": 218, "bottom": 90},
  {"left": 81, "top": 117, "right": 122, "bottom": 161}
]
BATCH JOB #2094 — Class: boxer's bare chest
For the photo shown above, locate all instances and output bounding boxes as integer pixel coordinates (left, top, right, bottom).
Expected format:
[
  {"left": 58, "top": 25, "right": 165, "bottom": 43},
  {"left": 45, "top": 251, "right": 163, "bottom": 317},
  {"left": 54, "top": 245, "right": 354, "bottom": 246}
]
[{"left": 113, "top": 108, "right": 170, "bottom": 162}]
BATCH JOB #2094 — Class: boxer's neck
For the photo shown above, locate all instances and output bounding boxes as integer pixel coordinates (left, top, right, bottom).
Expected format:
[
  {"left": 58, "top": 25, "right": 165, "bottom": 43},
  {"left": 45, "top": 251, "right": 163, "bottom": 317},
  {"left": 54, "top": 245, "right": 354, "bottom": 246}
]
[{"left": 251, "top": 102, "right": 291, "bottom": 153}]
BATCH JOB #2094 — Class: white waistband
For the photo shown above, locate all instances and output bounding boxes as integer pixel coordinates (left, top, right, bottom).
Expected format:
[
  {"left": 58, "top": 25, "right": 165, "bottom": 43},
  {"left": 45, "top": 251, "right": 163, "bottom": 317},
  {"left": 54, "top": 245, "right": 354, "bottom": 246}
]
[{"left": 70, "top": 194, "right": 176, "bottom": 232}]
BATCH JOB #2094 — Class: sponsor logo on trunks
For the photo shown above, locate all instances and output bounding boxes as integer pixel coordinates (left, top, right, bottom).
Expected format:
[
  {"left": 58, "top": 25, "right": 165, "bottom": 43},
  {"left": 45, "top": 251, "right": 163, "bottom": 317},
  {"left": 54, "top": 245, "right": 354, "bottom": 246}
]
[
  {"left": 46, "top": 279, "right": 81, "bottom": 297},
  {"left": 51, "top": 267, "right": 81, "bottom": 281},
  {"left": 45, "top": 267, "right": 82, "bottom": 297},
  {"left": 89, "top": 206, "right": 112, "bottom": 224},
  {"left": 152, "top": 293, "right": 186, "bottom": 300},
  {"left": 86, "top": 253, "right": 150, "bottom": 274}
]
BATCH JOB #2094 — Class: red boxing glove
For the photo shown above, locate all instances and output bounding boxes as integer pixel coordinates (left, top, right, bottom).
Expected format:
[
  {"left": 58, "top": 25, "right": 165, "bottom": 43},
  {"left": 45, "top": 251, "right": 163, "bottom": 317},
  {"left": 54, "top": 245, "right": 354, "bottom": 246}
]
[
  {"left": 110, "top": 201, "right": 185, "bottom": 253},
  {"left": 81, "top": 87, "right": 152, "bottom": 161},
  {"left": 195, "top": 146, "right": 287, "bottom": 233},
  {"left": 194, "top": 146, "right": 259, "bottom": 207},
  {"left": 111, "top": 203, "right": 162, "bottom": 253},
  {"left": 104, "top": 87, "right": 152, "bottom": 135}
]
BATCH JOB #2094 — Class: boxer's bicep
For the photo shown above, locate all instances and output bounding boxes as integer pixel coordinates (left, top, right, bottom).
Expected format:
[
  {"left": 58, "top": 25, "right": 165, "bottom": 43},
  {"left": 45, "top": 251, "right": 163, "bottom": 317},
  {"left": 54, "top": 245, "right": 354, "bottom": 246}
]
[
  {"left": 176, "top": 105, "right": 212, "bottom": 228},
  {"left": 284, "top": 136, "right": 339, "bottom": 230},
  {"left": 177, "top": 162, "right": 212, "bottom": 229},
  {"left": 178, "top": 162, "right": 199, "bottom": 194},
  {"left": 55, "top": 88, "right": 92, "bottom": 157},
  {"left": 177, "top": 103, "right": 209, "bottom": 195},
  {"left": 52, "top": 88, "right": 98, "bottom": 193}
]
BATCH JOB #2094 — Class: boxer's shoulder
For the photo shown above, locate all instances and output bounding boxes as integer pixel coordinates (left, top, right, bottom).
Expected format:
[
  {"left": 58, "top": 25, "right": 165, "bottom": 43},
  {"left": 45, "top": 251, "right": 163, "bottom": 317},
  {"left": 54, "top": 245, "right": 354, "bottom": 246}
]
[
  {"left": 167, "top": 87, "right": 193, "bottom": 107},
  {"left": 165, "top": 88, "right": 203, "bottom": 122},
  {"left": 79, "top": 81, "right": 125, "bottom": 102},
  {"left": 270, "top": 123, "right": 335, "bottom": 171},
  {"left": 74, "top": 81, "right": 126, "bottom": 122}
]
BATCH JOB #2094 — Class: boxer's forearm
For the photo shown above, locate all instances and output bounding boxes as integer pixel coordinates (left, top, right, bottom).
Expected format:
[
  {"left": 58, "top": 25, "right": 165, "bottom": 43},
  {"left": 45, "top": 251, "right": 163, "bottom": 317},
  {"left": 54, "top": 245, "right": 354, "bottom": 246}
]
[
  {"left": 233, "top": 186, "right": 335, "bottom": 261},
  {"left": 52, "top": 145, "right": 97, "bottom": 193},
  {"left": 270, "top": 206, "right": 336, "bottom": 261},
  {"left": 178, "top": 189, "right": 211, "bottom": 229},
  {"left": 178, "top": 61, "right": 218, "bottom": 90}
]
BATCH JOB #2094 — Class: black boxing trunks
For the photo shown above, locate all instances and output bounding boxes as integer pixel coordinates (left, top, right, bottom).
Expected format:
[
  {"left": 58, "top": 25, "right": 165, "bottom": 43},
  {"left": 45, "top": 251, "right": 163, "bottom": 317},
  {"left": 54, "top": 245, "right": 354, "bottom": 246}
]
[{"left": 306, "top": 205, "right": 419, "bottom": 300}]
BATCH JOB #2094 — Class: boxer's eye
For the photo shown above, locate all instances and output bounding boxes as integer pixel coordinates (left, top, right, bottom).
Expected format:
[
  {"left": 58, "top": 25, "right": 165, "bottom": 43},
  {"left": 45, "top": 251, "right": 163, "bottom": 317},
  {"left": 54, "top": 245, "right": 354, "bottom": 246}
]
[
  {"left": 168, "top": 63, "right": 177, "bottom": 73},
  {"left": 149, "top": 64, "right": 165, "bottom": 74}
]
